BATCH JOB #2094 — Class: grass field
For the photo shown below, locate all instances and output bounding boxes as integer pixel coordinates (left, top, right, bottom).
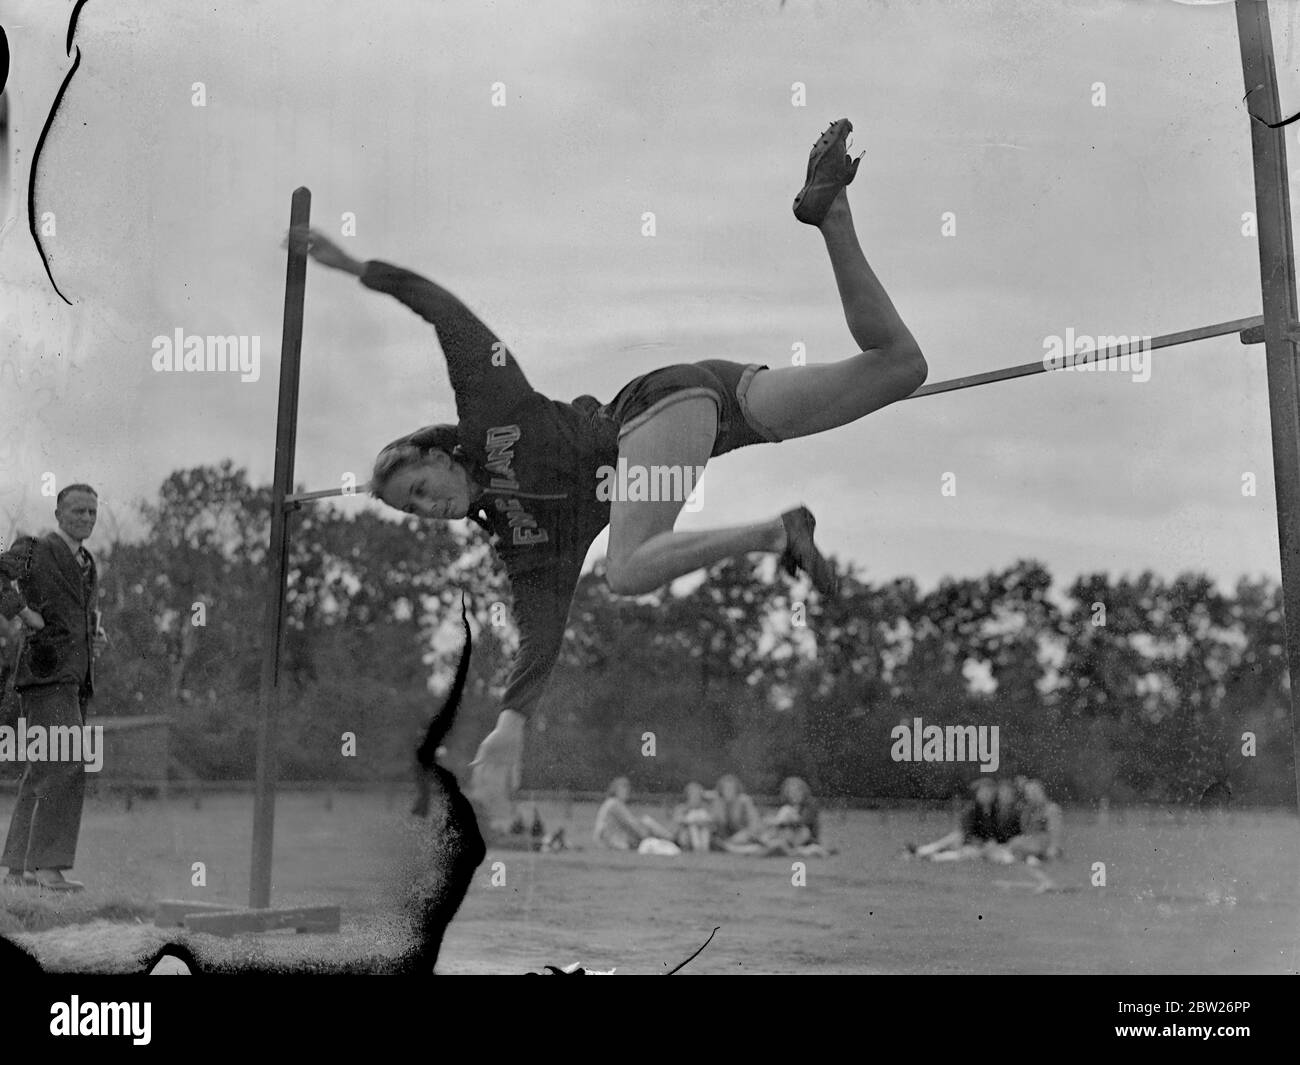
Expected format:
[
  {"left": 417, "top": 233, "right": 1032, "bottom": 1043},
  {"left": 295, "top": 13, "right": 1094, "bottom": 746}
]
[{"left": 1, "top": 791, "right": 1296, "bottom": 974}]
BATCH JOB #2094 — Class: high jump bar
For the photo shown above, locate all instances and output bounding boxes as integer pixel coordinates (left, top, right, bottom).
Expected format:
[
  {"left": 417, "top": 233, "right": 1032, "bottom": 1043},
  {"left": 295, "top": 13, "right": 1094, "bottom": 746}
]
[
  {"left": 906, "top": 315, "right": 1265, "bottom": 400},
  {"left": 285, "top": 485, "right": 371, "bottom": 506},
  {"left": 279, "top": 316, "right": 1271, "bottom": 508}
]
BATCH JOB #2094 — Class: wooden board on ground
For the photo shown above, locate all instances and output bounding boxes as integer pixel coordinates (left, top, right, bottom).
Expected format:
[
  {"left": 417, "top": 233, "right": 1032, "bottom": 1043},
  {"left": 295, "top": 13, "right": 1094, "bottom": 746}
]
[
  {"left": 183, "top": 905, "right": 341, "bottom": 937},
  {"left": 155, "top": 899, "right": 241, "bottom": 927}
]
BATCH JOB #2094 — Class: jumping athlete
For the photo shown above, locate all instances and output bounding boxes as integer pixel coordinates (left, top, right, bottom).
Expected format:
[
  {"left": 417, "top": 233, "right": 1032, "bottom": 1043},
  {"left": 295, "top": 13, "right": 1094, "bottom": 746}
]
[{"left": 289, "top": 119, "right": 927, "bottom": 783}]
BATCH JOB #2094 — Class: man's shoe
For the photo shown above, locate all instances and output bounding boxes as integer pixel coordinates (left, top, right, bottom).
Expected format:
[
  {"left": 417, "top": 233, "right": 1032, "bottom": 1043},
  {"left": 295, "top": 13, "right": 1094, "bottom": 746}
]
[
  {"left": 34, "top": 869, "right": 85, "bottom": 892},
  {"left": 779, "top": 506, "right": 839, "bottom": 597},
  {"left": 792, "top": 118, "right": 862, "bottom": 226},
  {"left": 3, "top": 870, "right": 37, "bottom": 887}
]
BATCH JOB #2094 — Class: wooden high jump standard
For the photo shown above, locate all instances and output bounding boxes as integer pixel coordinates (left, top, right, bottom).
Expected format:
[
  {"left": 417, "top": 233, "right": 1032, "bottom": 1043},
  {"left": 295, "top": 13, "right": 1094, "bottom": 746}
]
[
  {"left": 250, "top": 187, "right": 312, "bottom": 911},
  {"left": 1237, "top": 0, "right": 1300, "bottom": 811},
  {"left": 158, "top": 187, "right": 340, "bottom": 935}
]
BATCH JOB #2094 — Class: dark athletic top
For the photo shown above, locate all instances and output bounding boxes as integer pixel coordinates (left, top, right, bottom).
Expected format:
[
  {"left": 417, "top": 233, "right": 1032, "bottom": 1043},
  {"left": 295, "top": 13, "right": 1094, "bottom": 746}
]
[{"left": 362, "top": 261, "right": 622, "bottom": 718}]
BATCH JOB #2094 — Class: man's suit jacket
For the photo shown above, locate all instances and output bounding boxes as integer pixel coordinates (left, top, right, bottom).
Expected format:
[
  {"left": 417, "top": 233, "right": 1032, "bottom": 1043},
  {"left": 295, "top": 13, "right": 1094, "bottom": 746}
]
[{"left": 0, "top": 532, "right": 97, "bottom": 694}]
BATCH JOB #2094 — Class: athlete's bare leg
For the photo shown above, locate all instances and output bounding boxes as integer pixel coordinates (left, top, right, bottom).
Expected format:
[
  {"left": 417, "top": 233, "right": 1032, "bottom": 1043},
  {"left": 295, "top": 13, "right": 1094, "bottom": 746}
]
[
  {"left": 743, "top": 190, "right": 927, "bottom": 441},
  {"left": 604, "top": 397, "right": 785, "bottom": 596}
]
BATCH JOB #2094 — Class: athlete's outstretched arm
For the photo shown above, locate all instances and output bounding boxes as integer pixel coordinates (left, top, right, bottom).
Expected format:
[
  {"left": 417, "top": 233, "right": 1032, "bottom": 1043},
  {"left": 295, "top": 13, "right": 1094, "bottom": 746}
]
[
  {"left": 469, "top": 559, "right": 584, "bottom": 782},
  {"left": 288, "top": 226, "right": 535, "bottom": 423}
]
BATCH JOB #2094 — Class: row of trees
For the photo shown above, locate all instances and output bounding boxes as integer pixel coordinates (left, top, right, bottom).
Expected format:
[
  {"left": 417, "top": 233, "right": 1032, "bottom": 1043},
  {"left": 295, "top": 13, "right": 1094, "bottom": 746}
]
[{"left": 4, "top": 462, "right": 1294, "bottom": 804}]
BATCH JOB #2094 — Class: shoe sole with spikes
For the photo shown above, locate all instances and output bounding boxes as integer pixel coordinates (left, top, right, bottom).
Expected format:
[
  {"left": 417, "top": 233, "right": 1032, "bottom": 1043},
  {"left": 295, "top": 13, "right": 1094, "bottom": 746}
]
[{"left": 793, "top": 118, "right": 862, "bottom": 226}]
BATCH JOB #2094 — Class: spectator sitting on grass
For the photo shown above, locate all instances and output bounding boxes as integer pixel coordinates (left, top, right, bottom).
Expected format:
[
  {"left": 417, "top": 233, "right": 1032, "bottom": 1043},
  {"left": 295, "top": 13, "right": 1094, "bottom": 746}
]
[
  {"left": 907, "top": 777, "right": 999, "bottom": 861},
  {"left": 593, "top": 777, "right": 674, "bottom": 851},
  {"left": 672, "top": 782, "right": 716, "bottom": 852},
  {"left": 710, "top": 774, "right": 765, "bottom": 853},
  {"left": 1007, "top": 779, "right": 1063, "bottom": 863},
  {"left": 982, "top": 777, "right": 1025, "bottom": 865},
  {"left": 757, "top": 776, "right": 832, "bottom": 858}
]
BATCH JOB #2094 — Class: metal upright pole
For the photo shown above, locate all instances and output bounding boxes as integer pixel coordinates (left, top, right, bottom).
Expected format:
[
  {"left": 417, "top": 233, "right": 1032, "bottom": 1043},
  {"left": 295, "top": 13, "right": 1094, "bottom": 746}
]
[
  {"left": 1236, "top": 1, "right": 1300, "bottom": 809},
  {"left": 250, "top": 187, "right": 311, "bottom": 909}
]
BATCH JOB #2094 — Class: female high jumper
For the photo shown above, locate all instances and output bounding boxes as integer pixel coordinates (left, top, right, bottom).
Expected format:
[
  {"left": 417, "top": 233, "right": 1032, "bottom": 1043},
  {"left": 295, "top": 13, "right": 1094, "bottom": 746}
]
[{"left": 289, "top": 119, "right": 927, "bottom": 779}]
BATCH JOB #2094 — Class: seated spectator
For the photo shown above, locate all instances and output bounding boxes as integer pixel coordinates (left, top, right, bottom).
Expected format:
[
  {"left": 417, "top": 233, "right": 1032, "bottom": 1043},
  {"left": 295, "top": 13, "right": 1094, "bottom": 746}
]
[
  {"left": 993, "top": 778, "right": 1021, "bottom": 842},
  {"left": 593, "top": 777, "right": 674, "bottom": 851},
  {"left": 908, "top": 777, "right": 999, "bottom": 861},
  {"left": 759, "top": 777, "right": 830, "bottom": 857},
  {"left": 1008, "top": 779, "right": 1064, "bottom": 862},
  {"left": 780, "top": 776, "right": 821, "bottom": 844},
  {"left": 672, "top": 782, "right": 716, "bottom": 852},
  {"left": 709, "top": 774, "right": 764, "bottom": 852},
  {"left": 982, "top": 777, "right": 1025, "bottom": 864}
]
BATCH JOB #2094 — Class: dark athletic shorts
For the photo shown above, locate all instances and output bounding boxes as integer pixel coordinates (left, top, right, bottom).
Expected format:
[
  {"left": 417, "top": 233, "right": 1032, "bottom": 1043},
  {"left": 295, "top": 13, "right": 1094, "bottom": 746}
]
[{"left": 602, "top": 359, "right": 782, "bottom": 457}]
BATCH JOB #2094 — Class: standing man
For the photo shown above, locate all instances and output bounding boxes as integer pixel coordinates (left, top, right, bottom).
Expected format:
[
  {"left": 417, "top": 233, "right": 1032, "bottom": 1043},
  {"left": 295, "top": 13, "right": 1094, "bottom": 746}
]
[{"left": 0, "top": 485, "right": 107, "bottom": 891}]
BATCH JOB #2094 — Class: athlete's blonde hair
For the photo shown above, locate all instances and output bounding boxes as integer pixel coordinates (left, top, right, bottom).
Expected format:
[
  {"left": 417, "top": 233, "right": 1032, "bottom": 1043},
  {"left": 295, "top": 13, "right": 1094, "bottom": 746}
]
[{"left": 370, "top": 424, "right": 464, "bottom": 503}]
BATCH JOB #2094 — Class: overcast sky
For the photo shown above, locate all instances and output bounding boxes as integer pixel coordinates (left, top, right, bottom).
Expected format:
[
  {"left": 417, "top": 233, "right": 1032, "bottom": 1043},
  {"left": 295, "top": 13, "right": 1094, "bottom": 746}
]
[{"left": 3, "top": 0, "right": 1300, "bottom": 593}]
